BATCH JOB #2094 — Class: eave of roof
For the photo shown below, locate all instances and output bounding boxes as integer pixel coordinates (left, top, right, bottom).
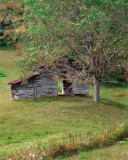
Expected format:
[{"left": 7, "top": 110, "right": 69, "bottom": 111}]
[
  {"left": 8, "top": 73, "right": 39, "bottom": 85},
  {"left": 8, "top": 79, "right": 21, "bottom": 85}
]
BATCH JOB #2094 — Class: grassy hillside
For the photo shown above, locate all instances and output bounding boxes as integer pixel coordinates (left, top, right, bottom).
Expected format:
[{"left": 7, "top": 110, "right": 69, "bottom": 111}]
[
  {"left": 0, "top": 50, "right": 128, "bottom": 159},
  {"left": 0, "top": 49, "right": 20, "bottom": 102},
  {"left": 65, "top": 144, "right": 128, "bottom": 160}
]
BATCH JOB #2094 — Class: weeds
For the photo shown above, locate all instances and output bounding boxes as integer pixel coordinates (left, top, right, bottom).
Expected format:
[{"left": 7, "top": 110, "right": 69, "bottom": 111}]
[{"left": 6, "top": 121, "right": 128, "bottom": 160}]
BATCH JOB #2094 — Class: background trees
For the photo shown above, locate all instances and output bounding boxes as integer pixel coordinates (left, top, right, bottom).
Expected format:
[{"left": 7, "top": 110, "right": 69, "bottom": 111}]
[{"left": 0, "top": 0, "right": 24, "bottom": 48}]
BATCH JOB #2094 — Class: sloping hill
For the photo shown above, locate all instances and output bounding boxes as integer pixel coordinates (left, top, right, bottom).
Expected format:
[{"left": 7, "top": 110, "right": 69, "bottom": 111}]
[{"left": 0, "top": 50, "right": 128, "bottom": 159}]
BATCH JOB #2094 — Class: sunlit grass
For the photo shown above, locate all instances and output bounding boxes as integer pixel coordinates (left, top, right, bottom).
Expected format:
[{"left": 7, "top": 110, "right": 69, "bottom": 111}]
[
  {"left": 65, "top": 144, "right": 128, "bottom": 160},
  {"left": 0, "top": 49, "right": 128, "bottom": 159}
]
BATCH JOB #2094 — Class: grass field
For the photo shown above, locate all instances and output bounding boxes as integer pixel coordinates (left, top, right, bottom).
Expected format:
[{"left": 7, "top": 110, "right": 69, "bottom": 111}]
[
  {"left": 0, "top": 49, "right": 128, "bottom": 159},
  {"left": 65, "top": 144, "right": 128, "bottom": 160}
]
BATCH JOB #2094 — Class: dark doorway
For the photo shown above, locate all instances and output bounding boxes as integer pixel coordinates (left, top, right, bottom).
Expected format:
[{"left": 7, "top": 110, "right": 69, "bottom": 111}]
[{"left": 62, "top": 80, "right": 73, "bottom": 95}]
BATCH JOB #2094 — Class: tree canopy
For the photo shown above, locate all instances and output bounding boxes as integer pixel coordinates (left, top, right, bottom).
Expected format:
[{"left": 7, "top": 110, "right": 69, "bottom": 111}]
[{"left": 1, "top": 0, "right": 128, "bottom": 102}]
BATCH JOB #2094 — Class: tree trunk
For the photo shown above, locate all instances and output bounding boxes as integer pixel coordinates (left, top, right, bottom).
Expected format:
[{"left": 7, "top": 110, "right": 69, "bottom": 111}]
[{"left": 93, "top": 78, "right": 100, "bottom": 102}]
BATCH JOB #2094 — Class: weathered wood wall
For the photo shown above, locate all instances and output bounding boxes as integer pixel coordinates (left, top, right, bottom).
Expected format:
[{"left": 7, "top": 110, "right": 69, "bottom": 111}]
[
  {"left": 62, "top": 80, "right": 89, "bottom": 95},
  {"left": 40, "top": 72, "right": 58, "bottom": 96},
  {"left": 10, "top": 71, "right": 89, "bottom": 99},
  {"left": 11, "top": 72, "right": 58, "bottom": 99},
  {"left": 73, "top": 82, "right": 89, "bottom": 95}
]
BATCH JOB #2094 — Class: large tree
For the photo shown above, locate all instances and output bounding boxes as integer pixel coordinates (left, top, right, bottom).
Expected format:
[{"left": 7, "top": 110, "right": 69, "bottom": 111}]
[{"left": 17, "top": 0, "right": 128, "bottom": 102}]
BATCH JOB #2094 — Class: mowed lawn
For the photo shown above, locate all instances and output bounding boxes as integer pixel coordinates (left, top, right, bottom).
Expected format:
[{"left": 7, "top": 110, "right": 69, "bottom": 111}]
[{"left": 0, "top": 50, "right": 128, "bottom": 159}]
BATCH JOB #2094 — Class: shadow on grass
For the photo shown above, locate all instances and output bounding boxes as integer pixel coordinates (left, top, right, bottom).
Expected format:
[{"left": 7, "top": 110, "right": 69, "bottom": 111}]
[
  {"left": 101, "top": 98, "right": 128, "bottom": 109},
  {"left": 13, "top": 95, "right": 128, "bottom": 110},
  {"left": 13, "top": 95, "right": 91, "bottom": 103},
  {"left": 101, "top": 84, "right": 128, "bottom": 89}
]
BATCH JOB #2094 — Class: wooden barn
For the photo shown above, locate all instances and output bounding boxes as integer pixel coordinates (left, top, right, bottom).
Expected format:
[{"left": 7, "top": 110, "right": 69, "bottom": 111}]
[
  {"left": 8, "top": 58, "right": 89, "bottom": 99},
  {"left": 8, "top": 71, "right": 89, "bottom": 99},
  {"left": 8, "top": 72, "right": 58, "bottom": 99}
]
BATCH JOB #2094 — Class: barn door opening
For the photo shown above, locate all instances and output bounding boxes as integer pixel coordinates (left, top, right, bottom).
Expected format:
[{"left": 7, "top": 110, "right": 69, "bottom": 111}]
[
  {"left": 58, "top": 81, "right": 62, "bottom": 95},
  {"left": 62, "top": 80, "right": 73, "bottom": 95}
]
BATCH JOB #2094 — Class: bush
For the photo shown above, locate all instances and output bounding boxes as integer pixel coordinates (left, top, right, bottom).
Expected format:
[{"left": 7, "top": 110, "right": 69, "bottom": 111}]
[
  {"left": 102, "top": 70, "right": 127, "bottom": 87},
  {"left": 0, "top": 72, "right": 5, "bottom": 77}
]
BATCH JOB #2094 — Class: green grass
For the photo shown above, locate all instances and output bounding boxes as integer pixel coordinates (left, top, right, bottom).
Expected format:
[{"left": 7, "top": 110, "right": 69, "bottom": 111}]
[
  {"left": 65, "top": 144, "right": 128, "bottom": 160},
  {"left": 0, "top": 49, "right": 128, "bottom": 159}
]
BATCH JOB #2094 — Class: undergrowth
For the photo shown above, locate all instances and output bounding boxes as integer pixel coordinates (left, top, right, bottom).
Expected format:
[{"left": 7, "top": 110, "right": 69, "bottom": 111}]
[{"left": 5, "top": 121, "right": 128, "bottom": 160}]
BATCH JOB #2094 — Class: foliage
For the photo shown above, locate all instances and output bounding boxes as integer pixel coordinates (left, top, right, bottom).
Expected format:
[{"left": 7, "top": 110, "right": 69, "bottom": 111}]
[
  {"left": 1, "top": 1, "right": 128, "bottom": 102},
  {"left": 119, "top": 138, "right": 128, "bottom": 145},
  {"left": 0, "top": 0, "right": 24, "bottom": 48},
  {"left": 0, "top": 72, "right": 5, "bottom": 77},
  {"left": 102, "top": 70, "right": 128, "bottom": 86},
  {"left": 15, "top": 0, "right": 128, "bottom": 102}
]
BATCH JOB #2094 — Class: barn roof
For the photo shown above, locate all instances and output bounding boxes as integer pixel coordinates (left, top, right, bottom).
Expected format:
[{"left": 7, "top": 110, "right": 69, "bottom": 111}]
[
  {"left": 8, "top": 79, "right": 21, "bottom": 84},
  {"left": 8, "top": 73, "right": 39, "bottom": 85},
  {"left": 8, "top": 63, "right": 45, "bottom": 85},
  {"left": 8, "top": 58, "right": 82, "bottom": 85}
]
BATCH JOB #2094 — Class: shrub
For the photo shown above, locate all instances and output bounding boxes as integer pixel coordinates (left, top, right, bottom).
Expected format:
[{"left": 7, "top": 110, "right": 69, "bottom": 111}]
[
  {"left": 0, "top": 72, "right": 5, "bottom": 77},
  {"left": 102, "top": 70, "right": 127, "bottom": 87}
]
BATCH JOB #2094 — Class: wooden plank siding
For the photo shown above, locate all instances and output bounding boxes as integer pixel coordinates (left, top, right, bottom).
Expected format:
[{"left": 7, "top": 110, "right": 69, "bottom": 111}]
[
  {"left": 73, "top": 82, "right": 89, "bottom": 95},
  {"left": 10, "top": 71, "right": 89, "bottom": 99},
  {"left": 62, "top": 80, "right": 89, "bottom": 96},
  {"left": 11, "top": 72, "right": 58, "bottom": 99}
]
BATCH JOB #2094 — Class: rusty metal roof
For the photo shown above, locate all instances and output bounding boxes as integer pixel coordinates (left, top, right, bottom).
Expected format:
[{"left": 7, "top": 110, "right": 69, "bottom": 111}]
[
  {"left": 8, "top": 73, "right": 39, "bottom": 85},
  {"left": 8, "top": 79, "right": 21, "bottom": 84}
]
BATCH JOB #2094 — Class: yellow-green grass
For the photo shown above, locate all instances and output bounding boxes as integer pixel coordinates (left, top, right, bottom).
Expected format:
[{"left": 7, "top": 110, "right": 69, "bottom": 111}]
[
  {"left": 64, "top": 144, "right": 128, "bottom": 160},
  {"left": 0, "top": 50, "right": 128, "bottom": 159},
  {"left": 0, "top": 49, "right": 20, "bottom": 102}
]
